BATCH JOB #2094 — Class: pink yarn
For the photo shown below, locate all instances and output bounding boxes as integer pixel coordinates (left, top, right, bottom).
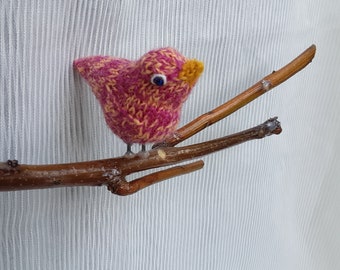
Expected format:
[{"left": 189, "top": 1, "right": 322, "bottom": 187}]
[{"left": 73, "top": 47, "right": 204, "bottom": 144}]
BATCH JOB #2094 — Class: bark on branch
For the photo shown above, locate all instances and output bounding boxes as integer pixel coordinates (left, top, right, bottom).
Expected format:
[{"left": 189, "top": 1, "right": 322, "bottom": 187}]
[{"left": 0, "top": 45, "right": 316, "bottom": 195}]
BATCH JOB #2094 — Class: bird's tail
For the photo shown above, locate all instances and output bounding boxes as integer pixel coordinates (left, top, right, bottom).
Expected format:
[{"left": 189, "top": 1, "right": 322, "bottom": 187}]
[{"left": 73, "top": 56, "right": 110, "bottom": 89}]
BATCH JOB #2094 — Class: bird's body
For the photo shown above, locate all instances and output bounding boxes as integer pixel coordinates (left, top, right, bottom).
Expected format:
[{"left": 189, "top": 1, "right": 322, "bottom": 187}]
[{"left": 73, "top": 47, "right": 204, "bottom": 146}]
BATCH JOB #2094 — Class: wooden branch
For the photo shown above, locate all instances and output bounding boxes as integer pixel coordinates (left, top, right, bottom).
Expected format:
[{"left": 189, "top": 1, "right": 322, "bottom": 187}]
[
  {"left": 155, "top": 44, "right": 316, "bottom": 147},
  {"left": 0, "top": 118, "right": 281, "bottom": 195},
  {"left": 0, "top": 45, "right": 316, "bottom": 195}
]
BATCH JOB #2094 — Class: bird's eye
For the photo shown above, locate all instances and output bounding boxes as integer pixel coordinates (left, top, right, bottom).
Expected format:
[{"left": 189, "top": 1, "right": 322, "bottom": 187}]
[{"left": 151, "top": 74, "right": 167, "bottom": 86}]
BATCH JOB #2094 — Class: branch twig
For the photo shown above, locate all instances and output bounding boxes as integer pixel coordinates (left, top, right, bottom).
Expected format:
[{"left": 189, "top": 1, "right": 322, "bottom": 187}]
[
  {"left": 0, "top": 118, "right": 281, "bottom": 195},
  {"left": 155, "top": 44, "right": 316, "bottom": 147},
  {"left": 0, "top": 45, "right": 316, "bottom": 195}
]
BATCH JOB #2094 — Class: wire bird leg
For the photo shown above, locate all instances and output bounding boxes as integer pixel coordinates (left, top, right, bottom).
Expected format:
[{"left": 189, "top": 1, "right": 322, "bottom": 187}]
[{"left": 0, "top": 45, "right": 316, "bottom": 195}]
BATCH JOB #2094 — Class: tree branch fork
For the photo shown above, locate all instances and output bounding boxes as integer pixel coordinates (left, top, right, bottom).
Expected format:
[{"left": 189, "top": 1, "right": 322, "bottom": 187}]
[{"left": 0, "top": 45, "right": 316, "bottom": 195}]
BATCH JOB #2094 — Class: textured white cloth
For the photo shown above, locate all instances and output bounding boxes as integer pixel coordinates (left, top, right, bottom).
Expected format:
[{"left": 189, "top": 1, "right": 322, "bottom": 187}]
[{"left": 1, "top": 0, "right": 339, "bottom": 269}]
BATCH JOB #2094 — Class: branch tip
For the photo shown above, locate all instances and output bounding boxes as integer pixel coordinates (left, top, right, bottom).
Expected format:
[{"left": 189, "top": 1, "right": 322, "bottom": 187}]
[{"left": 263, "top": 117, "right": 282, "bottom": 135}]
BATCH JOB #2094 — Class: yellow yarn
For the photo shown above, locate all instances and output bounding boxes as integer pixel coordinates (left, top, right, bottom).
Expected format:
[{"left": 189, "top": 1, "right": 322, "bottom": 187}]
[{"left": 178, "top": 59, "right": 204, "bottom": 86}]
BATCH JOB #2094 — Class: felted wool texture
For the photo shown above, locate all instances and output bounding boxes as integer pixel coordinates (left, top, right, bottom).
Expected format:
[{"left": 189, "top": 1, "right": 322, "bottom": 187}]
[
  {"left": 74, "top": 47, "right": 203, "bottom": 144},
  {"left": 1, "top": 0, "right": 340, "bottom": 270}
]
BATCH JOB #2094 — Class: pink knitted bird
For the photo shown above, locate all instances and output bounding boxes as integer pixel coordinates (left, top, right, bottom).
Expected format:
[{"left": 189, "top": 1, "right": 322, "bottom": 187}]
[{"left": 73, "top": 47, "right": 204, "bottom": 154}]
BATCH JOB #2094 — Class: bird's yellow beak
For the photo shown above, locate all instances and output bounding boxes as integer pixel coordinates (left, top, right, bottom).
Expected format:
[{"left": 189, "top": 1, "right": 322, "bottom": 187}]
[{"left": 178, "top": 59, "right": 204, "bottom": 86}]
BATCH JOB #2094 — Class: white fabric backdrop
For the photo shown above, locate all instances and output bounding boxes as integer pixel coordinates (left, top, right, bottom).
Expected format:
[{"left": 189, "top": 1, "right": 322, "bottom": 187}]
[{"left": 1, "top": 0, "right": 339, "bottom": 269}]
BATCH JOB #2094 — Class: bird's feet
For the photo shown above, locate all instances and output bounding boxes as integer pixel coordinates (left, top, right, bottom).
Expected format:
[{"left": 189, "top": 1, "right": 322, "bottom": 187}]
[
  {"left": 124, "top": 144, "right": 149, "bottom": 158},
  {"left": 124, "top": 144, "right": 134, "bottom": 157},
  {"left": 138, "top": 144, "right": 149, "bottom": 158}
]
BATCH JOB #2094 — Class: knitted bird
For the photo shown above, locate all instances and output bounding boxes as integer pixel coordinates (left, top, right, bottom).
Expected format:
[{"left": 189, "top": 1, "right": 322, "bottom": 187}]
[{"left": 73, "top": 47, "right": 204, "bottom": 154}]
